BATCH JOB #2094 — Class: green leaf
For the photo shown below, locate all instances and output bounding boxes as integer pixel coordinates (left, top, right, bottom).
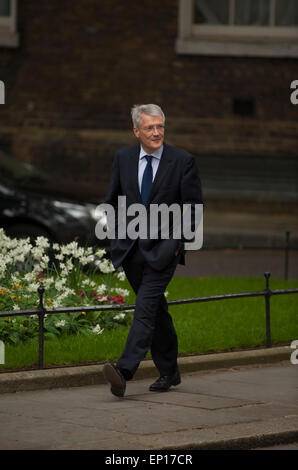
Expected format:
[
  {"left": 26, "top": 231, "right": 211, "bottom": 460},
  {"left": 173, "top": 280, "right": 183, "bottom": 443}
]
[{"left": 44, "top": 332, "right": 59, "bottom": 341}]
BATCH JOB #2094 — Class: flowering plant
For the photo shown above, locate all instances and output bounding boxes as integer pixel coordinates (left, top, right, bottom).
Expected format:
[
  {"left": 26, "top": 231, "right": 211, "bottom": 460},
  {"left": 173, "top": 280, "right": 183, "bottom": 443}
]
[{"left": 0, "top": 229, "right": 132, "bottom": 344}]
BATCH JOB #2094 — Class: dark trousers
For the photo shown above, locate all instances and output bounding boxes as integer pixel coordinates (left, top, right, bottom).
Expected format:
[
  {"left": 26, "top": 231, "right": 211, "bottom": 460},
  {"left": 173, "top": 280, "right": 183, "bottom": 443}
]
[{"left": 117, "top": 245, "right": 179, "bottom": 380}]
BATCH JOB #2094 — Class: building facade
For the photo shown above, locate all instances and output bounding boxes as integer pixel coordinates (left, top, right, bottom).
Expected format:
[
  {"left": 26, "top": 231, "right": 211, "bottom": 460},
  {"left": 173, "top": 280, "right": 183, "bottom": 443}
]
[{"left": 0, "top": 0, "right": 297, "bottom": 203}]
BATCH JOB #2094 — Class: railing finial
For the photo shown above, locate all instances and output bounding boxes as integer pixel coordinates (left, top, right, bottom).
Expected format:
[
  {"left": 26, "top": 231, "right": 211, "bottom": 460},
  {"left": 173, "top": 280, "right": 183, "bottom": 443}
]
[{"left": 38, "top": 285, "right": 45, "bottom": 311}]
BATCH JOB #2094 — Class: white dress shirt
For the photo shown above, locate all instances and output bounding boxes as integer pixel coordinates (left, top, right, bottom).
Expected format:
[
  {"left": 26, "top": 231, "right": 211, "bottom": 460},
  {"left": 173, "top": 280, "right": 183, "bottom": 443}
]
[{"left": 138, "top": 145, "right": 163, "bottom": 192}]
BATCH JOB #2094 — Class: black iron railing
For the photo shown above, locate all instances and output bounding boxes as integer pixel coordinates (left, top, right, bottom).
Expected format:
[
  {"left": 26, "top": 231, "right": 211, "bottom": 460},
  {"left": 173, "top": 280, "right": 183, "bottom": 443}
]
[{"left": 0, "top": 272, "right": 297, "bottom": 369}]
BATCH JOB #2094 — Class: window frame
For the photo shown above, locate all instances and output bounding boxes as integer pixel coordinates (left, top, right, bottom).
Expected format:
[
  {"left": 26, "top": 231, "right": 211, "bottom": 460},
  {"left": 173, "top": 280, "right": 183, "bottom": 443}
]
[
  {"left": 176, "top": 0, "right": 298, "bottom": 58},
  {"left": 0, "top": 0, "right": 19, "bottom": 47}
]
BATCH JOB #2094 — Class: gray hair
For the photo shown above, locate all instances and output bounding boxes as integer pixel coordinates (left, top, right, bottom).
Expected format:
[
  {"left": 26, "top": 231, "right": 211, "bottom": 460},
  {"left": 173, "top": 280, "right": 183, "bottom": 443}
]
[{"left": 131, "top": 104, "right": 165, "bottom": 129}]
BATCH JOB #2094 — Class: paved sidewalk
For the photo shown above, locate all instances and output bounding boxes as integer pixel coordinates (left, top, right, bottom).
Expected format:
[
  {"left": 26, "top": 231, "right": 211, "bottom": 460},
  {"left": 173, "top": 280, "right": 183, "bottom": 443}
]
[
  {"left": 175, "top": 204, "right": 298, "bottom": 279},
  {"left": 175, "top": 247, "right": 298, "bottom": 279},
  {"left": 0, "top": 359, "right": 297, "bottom": 450}
]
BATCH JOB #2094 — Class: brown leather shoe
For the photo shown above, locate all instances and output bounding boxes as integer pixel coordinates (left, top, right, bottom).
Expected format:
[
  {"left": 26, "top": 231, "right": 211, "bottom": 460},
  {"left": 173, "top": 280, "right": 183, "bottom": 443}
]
[
  {"left": 149, "top": 369, "right": 181, "bottom": 392},
  {"left": 103, "top": 363, "right": 126, "bottom": 397}
]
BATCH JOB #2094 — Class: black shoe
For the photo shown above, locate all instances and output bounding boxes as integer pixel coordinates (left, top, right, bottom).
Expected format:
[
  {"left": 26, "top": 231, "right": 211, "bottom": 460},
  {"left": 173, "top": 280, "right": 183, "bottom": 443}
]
[
  {"left": 149, "top": 369, "right": 181, "bottom": 392},
  {"left": 103, "top": 363, "right": 126, "bottom": 397}
]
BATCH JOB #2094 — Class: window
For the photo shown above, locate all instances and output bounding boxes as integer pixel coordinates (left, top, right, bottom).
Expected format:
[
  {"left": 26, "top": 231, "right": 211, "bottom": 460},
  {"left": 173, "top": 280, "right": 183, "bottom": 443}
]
[
  {"left": 0, "top": 0, "right": 18, "bottom": 47},
  {"left": 176, "top": 0, "right": 298, "bottom": 57}
]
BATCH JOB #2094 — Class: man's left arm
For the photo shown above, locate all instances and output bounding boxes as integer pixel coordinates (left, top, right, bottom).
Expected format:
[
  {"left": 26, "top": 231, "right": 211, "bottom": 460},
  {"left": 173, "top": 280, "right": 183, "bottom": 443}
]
[{"left": 179, "top": 154, "right": 203, "bottom": 246}]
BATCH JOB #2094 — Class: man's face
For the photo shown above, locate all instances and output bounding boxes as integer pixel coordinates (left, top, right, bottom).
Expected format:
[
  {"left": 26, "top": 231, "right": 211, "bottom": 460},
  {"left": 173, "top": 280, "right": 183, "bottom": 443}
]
[{"left": 133, "top": 113, "right": 165, "bottom": 154}]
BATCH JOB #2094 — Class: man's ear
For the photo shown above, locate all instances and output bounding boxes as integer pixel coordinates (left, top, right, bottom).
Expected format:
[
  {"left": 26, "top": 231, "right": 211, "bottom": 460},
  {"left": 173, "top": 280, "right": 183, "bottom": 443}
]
[{"left": 133, "top": 126, "right": 140, "bottom": 139}]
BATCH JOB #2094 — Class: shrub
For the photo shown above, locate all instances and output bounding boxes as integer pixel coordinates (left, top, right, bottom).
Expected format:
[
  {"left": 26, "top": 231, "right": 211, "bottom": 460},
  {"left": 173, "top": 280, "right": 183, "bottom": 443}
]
[{"left": 0, "top": 229, "right": 132, "bottom": 344}]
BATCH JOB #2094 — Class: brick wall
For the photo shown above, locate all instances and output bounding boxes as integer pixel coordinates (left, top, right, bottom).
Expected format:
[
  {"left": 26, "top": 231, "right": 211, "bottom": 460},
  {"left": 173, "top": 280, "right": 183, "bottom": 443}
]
[{"left": 0, "top": 0, "right": 297, "bottom": 202}]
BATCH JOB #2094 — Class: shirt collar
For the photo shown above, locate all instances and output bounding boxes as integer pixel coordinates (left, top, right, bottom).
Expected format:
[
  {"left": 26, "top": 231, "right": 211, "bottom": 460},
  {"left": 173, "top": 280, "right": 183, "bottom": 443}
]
[{"left": 140, "top": 145, "right": 163, "bottom": 161}]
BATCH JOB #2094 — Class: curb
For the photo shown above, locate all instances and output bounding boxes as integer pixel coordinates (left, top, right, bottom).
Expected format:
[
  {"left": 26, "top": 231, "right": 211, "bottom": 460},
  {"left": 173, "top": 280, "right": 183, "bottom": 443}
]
[
  {"left": 159, "top": 428, "right": 298, "bottom": 451},
  {"left": 0, "top": 345, "right": 291, "bottom": 394},
  {"left": 190, "top": 430, "right": 298, "bottom": 450}
]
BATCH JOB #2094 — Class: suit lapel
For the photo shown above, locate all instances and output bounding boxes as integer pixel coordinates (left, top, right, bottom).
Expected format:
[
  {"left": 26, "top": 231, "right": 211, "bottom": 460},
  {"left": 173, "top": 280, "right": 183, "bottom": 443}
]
[
  {"left": 129, "top": 144, "right": 142, "bottom": 203},
  {"left": 129, "top": 142, "right": 174, "bottom": 205},
  {"left": 147, "top": 143, "right": 173, "bottom": 204}
]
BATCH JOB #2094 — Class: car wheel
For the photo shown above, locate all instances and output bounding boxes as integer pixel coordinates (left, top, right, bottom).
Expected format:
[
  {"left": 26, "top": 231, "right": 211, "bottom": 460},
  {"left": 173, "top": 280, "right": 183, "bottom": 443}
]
[{"left": 5, "top": 223, "right": 52, "bottom": 243}]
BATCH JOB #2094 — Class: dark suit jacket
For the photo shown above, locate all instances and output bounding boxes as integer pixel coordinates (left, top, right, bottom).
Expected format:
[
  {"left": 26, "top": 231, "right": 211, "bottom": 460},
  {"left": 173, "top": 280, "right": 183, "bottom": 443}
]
[{"left": 104, "top": 142, "right": 203, "bottom": 271}]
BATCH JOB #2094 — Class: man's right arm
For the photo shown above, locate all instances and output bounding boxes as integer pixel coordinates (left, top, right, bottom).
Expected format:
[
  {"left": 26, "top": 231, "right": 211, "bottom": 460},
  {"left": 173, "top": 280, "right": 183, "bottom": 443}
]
[
  {"left": 104, "top": 152, "right": 122, "bottom": 207},
  {"left": 103, "top": 152, "right": 123, "bottom": 238}
]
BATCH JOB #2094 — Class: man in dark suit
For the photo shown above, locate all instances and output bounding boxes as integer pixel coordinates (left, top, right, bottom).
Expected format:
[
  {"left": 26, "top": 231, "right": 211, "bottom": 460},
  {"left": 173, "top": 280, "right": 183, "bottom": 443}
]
[{"left": 103, "top": 104, "right": 203, "bottom": 397}]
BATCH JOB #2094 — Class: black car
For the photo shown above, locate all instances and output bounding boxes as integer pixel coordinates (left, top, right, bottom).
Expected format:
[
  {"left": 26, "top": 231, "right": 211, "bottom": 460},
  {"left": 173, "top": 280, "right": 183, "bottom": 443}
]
[{"left": 0, "top": 150, "right": 108, "bottom": 247}]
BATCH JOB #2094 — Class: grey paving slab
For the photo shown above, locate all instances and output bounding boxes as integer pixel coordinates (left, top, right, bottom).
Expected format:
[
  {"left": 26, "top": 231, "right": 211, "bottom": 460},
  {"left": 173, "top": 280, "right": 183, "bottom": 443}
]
[
  {"left": 127, "top": 391, "right": 260, "bottom": 410},
  {"left": 0, "top": 362, "right": 297, "bottom": 450},
  {"left": 178, "top": 364, "right": 298, "bottom": 406},
  {"left": 256, "top": 441, "right": 298, "bottom": 450},
  {"left": 133, "top": 416, "right": 298, "bottom": 450}
]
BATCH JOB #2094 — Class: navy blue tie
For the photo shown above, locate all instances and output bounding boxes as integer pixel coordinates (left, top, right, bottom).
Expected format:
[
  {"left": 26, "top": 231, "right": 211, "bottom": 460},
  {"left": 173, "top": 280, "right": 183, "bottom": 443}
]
[{"left": 141, "top": 155, "right": 153, "bottom": 205}]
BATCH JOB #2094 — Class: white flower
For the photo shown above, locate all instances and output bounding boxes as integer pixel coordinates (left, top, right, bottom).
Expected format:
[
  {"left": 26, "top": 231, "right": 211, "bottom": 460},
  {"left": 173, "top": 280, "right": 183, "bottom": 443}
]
[
  {"left": 99, "top": 259, "right": 115, "bottom": 274},
  {"left": 36, "top": 236, "right": 50, "bottom": 249},
  {"left": 55, "top": 278, "right": 67, "bottom": 290},
  {"left": 11, "top": 273, "right": 21, "bottom": 283},
  {"left": 82, "top": 279, "right": 96, "bottom": 288},
  {"left": 113, "top": 313, "right": 126, "bottom": 320},
  {"left": 13, "top": 304, "right": 20, "bottom": 310},
  {"left": 60, "top": 268, "right": 70, "bottom": 277},
  {"left": 66, "top": 258, "right": 73, "bottom": 271},
  {"left": 31, "top": 246, "right": 44, "bottom": 260},
  {"left": 55, "top": 319, "right": 66, "bottom": 328},
  {"left": 27, "top": 282, "right": 40, "bottom": 293},
  {"left": 116, "top": 271, "right": 126, "bottom": 281},
  {"left": 92, "top": 324, "right": 104, "bottom": 335},
  {"left": 113, "top": 287, "right": 130, "bottom": 297},
  {"left": 61, "top": 241, "right": 78, "bottom": 255},
  {"left": 43, "top": 277, "right": 55, "bottom": 289},
  {"left": 79, "top": 255, "right": 94, "bottom": 266},
  {"left": 97, "top": 283, "right": 107, "bottom": 294},
  {"left": 15, "top": 254, "right": 25, "bottom": 263},
  {"left": 24, "top": 272, "right": 36, "bottom": 282},
  {"left": 56, "top": 288, "right": 75, "bottom": 300},
  {"left": 95, "top": 249, "right": 106, "bottom": 259},
  {"left": 40, "top": 255, "right": 49, "bottom": 269}
]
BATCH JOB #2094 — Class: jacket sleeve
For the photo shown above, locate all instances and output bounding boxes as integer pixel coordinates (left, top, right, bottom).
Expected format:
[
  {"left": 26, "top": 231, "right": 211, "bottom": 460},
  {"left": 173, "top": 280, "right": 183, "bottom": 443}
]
[
  {"left": 104, "top": 151, "right": 122, "bottom": 207},
  {"left": 179, "top": 154, "right": 203, "bottom": 245},
  {"left": 103, "top": 152, "right": 123, "bottom": 238}
]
